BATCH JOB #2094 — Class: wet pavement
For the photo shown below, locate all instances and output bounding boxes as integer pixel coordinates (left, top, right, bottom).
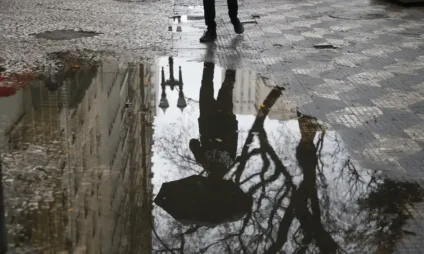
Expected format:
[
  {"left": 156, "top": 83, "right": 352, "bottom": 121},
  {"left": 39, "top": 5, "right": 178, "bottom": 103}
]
[
  {"left": 0, "top": 56, "right": 424, "bottom": 253},
  {"left": 33, "top": 30, "right": 102, "bottom": 41},
  {"left": 1, "top": 0, "right": 424, "bottom": 251},
  {"left": 0, "top": 55, "right": 155, "bottom": 253},
  {"left": 0, "top": 0, "right": 172, "bottom": 72}
]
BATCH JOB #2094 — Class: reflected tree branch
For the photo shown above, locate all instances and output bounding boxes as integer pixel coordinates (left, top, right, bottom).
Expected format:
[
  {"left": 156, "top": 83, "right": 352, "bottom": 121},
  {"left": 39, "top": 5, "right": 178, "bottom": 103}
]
[
  {"left": 232, "top": 87, "right": 285, "bottom": 184},
  {"left": 153, "top": 83, "right": 412, "bottom": 254}
]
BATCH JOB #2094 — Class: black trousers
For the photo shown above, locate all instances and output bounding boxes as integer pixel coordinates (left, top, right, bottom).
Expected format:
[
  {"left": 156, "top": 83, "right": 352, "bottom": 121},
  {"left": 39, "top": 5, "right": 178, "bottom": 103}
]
[{"left": 203, "top": 0, "right": 239, "bottom": 30}]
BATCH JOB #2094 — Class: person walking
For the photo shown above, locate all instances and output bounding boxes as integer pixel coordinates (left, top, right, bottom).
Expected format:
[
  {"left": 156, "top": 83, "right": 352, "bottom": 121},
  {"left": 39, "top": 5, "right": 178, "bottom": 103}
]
[{"left": 200, "top": 0, "right": 244, "bottom": 42}]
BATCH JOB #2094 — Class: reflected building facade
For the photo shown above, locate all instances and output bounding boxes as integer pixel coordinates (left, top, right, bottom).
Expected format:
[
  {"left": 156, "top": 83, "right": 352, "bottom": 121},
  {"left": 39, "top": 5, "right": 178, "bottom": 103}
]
[
  {"left": 226, "top": 69, "right": 296, "bottom": 120},
  {"left": 64, "top": 61, "right": 154, "bottom": 254},
  {"left": 0, "top": 59, "right": 154, "bottom": 254},
  {"left": 232, "top": 69, "right": 256, "bottom": 115}
]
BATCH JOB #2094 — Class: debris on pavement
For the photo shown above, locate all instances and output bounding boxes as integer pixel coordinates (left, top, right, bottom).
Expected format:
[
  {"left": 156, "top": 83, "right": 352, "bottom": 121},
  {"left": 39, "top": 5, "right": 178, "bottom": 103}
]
[
  {"left": 313, "top": 43, "right": 338, "bottom": 49},
  {"left": 240, "top": 19, "right": 258, "bottom": 25},
  {"left": 32, "top": 29, "right": 102, "bottom": 41}
]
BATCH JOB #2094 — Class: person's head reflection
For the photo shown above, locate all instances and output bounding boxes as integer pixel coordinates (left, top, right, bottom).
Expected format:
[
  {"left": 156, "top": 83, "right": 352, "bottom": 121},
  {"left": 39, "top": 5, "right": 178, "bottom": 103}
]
[
  {"left": 296, "top": 114, "right": 322, "bottom": 172},
  {"left": 189, "top": 63, "right": 238, "bottom": 179}
]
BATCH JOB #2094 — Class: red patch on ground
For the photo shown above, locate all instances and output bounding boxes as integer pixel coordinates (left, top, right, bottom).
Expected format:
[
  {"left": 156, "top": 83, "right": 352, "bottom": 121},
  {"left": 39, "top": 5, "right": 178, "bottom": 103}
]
[{"left": 0, "top": 72, "right": 35, "bottom": 97}]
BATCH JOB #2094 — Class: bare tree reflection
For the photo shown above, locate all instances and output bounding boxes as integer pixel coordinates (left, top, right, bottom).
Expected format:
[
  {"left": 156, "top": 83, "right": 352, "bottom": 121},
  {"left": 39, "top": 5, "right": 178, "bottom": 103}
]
[{"left": 153, "top": 69, "right": 424, "bottom": 253}]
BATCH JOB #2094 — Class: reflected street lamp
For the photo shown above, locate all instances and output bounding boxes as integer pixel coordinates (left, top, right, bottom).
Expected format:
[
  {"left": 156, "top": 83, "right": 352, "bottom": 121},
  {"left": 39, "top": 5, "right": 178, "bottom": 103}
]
[
  {"left": 159, "top": 57, "right": 187, "bottom": 113},
  {"left": 159, "top": 67, "right": 170, "bottom": 113},
  {"left": 177, "top": 90, "right": 187, "bottom": 111}
]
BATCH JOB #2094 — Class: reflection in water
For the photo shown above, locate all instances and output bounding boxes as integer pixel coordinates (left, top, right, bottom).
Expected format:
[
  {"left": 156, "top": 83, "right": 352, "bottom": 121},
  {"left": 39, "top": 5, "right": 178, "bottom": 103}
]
[
  {"left": 0, "top": 159, "right": 7, "bottom": 253},
  {"left": 190, "top": 62, "right": 238, "bottom": 179},
  {"left": 159, "top": 57, "right": 187, "bottom": 113},
  {"left": 155, "top": 175, "right": 252, "bottom": 228},
  {"left": 0, "top": 56, "right": 423, "bottom": 254},
  {"left": 155, "top": 63, "right": 252, "bottom": 229},
  {"left": 0, "top": 54, "right": 154, "bottom": 253},
  {"left": 152, "top": 59, "right": 424, "bottom": 254}
]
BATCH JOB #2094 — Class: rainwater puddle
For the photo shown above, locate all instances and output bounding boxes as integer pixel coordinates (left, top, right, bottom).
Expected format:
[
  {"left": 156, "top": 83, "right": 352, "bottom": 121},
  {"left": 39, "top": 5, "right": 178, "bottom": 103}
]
[
  {"left": 0, "top": 55, "right": 423, "bottom": 254},
  {"left": 32, "top": 30, "right": 101, "bottom": 40},
  {"left": 169, "top": 14, "right": 205, "bottom": 33},
  {"left": 329, "top": 10, "right": 389, "bottom": 20},
  {"left": 171, "top": 15, "right": 204, "bottom": 22}
]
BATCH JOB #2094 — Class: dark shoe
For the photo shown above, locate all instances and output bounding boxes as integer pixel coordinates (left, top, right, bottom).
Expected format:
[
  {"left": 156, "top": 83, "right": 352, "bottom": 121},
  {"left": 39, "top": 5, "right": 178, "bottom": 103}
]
[
  {"left": 233, "top": 20, "right": 244, "bottom": 34},
  {"left": 200, "top": 30, "right": 217, "bottom": 43}
]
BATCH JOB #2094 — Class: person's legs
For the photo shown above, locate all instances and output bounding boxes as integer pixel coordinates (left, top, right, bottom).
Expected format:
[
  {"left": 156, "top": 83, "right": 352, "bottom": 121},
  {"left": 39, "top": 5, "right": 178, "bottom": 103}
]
[
  {"left": 199, "top": 62, "right": 216, "bottom": 116},
  {"left": 200, "top": 0, "right": 217, "bottom": 42},
  {"left": 198, "top": 62, "right": 217, "bottom": 152},
  {"left": 227, "top": 0, "right": 244, "bottom": 34},
  {"left": 227, "top": 0, "right": 238, "bottom": 24},
  {"left": 203, "top": 0, "right": 216, "bottom": 31},
  {"left": 216, "top": 69, "right": 238, "bottom": 160},
  {"left": 217, "top": 69, "right": 235, "bottom": 114}
]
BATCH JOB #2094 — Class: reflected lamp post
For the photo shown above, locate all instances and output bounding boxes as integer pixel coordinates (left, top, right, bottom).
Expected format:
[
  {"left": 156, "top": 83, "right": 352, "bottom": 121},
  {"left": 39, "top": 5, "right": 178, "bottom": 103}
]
[
  {"left": 159, "top": 68, "right": 170, "bottom": 113},
  {"left": 159, "top": 57, "right": 187, "bottom": 113}
]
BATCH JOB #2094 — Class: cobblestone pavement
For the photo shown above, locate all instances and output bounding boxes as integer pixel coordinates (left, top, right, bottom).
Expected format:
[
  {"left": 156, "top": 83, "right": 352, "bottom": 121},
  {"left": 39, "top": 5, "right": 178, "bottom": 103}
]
[{"left": 0, "top": 0, "right": 173, "bottom": 71}]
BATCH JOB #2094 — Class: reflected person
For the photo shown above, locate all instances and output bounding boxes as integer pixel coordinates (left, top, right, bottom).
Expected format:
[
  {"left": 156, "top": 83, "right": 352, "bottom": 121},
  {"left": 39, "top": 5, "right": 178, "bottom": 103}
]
[
  {"left": 294, "top": 114, "right": 339, "bottom": 253},
  {"left": 296, "top": 115, "right": 319, "bottom": 172},
  {"left": 190, "top": 63, "right": 238, "bottom": 179}
]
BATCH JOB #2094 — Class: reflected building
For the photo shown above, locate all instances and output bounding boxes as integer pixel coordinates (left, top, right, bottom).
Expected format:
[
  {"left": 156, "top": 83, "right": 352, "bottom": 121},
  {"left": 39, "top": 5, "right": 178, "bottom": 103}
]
[
  {"left": 0, "top": 59, "right": 154, "bottom": 254},
  {"left": 232, "top": 69, "right": 256, "bottom": 115},
  {"left": 64, "top": 61, "right": 154, "bottom": 254},
  {"left": 226, "top": 69, "right": 296, "bottom": 120}
]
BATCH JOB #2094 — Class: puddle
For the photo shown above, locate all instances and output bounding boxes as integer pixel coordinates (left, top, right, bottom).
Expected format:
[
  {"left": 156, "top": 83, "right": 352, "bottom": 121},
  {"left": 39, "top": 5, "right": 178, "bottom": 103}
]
[
  {"left": 329, "top": 10, "right": 389, "bottom": 20},
  {"left": 117, "top": 0, "right": 160, "bottom": 2},
  {"left": 169, "top": 15, "right": 205, "bottom": 33},
  {"left": 171, "top": 15, "right": 204, "bottom": 23},
  {"left": 32, "top": 30, "right": 101, "bottom": 40},
  {"left": 0, "top": 56, "right": 423, "bottom": 253}
]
